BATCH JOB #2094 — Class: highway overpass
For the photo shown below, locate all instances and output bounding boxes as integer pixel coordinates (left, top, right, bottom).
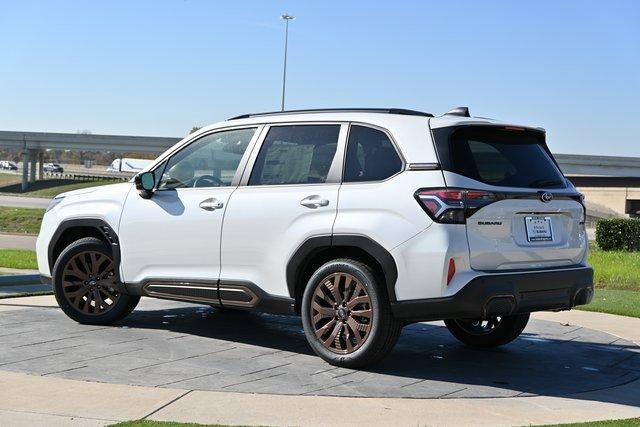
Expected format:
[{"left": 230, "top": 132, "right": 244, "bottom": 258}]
[{"left": 0, "top": 130, "right": 181, "bottom": 190}]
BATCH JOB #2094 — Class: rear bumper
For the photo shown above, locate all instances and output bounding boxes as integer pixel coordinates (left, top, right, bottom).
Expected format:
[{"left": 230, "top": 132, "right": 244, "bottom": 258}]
[{"left": 391, "top": 266, "right": 593, "bottom": 322}]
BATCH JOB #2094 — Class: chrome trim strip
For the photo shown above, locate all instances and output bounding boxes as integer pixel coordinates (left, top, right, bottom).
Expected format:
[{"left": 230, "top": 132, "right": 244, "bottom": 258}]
[
  {"left": 408, "top": 162, "right": 441, "bottom": 171},
  {"left": 218, "top": 285, "right": 259, "bottom": 308}
]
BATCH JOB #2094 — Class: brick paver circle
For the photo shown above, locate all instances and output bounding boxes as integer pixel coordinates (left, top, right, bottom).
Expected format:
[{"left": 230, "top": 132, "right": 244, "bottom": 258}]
[{"left": 1, "top": 298, "right": 638, "bottom": 398}]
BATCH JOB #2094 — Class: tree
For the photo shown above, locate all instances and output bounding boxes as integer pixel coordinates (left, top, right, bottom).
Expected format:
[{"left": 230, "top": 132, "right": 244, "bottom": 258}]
[{"left": 189, "top": 126, "right": 201, "bottom": 135}]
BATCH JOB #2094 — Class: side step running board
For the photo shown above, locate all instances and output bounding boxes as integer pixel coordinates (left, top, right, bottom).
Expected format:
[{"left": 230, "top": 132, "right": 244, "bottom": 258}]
[
  {"left": 144, "top": 283, "right": 221, "bottom": 306},
  {"left": 139, "top": 280, "right": 296, "bottom": 315}
]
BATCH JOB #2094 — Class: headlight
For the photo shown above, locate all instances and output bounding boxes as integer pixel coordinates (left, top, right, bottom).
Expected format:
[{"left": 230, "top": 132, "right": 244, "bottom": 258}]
[{"left": 46, "top": 196, "right": 64, "bottom": 212}]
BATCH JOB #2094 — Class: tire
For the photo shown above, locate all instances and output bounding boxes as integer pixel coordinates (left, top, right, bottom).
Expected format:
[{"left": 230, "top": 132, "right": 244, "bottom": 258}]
[
  {"left": 52, "top": 237, "right": 140, "bottom": 325},
  {"left": 301, "top": 258, "right": 402, "bottom": 368},
  {"left": 444, "top": 313, "right": 530, "bottom": 347}
]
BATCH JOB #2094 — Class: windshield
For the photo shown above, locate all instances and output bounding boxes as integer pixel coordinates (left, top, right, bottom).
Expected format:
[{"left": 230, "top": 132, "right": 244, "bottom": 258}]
[{"left": 433, "top": 126, "right": 566, "bottom": 189}]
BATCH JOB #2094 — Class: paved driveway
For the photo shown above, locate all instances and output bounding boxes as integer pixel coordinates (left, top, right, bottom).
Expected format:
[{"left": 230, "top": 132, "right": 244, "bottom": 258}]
[
  {"left": 0, "top": 233, "right": 37, "bottom": 250},
  {"left": 1, "top": 297, "right": 638, "bottom": 399},
  {"left": 0, "top": 296, "right": 639, "bottom": 426},
  {"left": 0, "top": 195, "right": 50, "bottom": 209}
]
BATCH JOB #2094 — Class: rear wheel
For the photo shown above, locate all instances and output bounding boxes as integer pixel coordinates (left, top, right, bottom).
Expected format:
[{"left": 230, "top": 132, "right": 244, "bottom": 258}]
[
  {"left": 444, "top": 313, "right": 530, "bottom": 347},
  {"left": 52, "top": 237, "right": 139, "bottom": 325},
  {"left": 301, "top": 258, "right": 402, "bottom": 368}
]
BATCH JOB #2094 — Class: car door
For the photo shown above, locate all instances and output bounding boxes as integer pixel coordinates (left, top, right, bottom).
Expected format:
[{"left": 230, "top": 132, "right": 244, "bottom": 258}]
[
  {"left": 220, "top": 123, "right": 347, "bottom": 302},
  {"left": 118, "top": 126, "right": 261, "bottom": 284}
]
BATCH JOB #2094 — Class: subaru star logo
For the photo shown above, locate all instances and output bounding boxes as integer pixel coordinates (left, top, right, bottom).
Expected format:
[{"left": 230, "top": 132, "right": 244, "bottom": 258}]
[{"left": 541, "top": 192, "right": 553, "bottom": 203}]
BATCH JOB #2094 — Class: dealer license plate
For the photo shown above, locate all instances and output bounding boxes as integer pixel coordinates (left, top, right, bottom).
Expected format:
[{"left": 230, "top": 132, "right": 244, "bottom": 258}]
[{"left": 524, "top": 216, "right": 553, "bottom": 242}]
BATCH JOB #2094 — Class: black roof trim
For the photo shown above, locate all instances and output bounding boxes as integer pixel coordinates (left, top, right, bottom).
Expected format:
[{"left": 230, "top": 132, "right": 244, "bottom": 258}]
[{"left": 228, "top": 108, "right": 434, "bottom": 120}]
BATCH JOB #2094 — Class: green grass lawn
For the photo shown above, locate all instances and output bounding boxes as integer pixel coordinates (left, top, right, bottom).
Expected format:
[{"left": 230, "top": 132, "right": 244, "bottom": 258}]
[
  {"left": 0, "top": 176, "right": 115, "bottom": 199},
  {"left": 0, "top": 173, "right": 19, "bottom": 185},
  {"left": 537, "top": 417, "right": 640, "bottom": 426},
  {"left": 590, "top": 247, "right": 640, "bottom": 292},
  {"left": 0, "top": 207, "right": 44, "bottom": 234},
  {"left": 0, "top": 249, "right": 37, "bottom": 270},
  {"left": 579, "top": 289, "right": 640, "bottom": 318}
]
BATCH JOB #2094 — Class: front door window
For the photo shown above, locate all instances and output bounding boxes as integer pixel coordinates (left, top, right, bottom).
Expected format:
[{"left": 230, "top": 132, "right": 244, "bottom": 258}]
[{"left": 158, "top": 127, "right": 257, "bottom": 189}]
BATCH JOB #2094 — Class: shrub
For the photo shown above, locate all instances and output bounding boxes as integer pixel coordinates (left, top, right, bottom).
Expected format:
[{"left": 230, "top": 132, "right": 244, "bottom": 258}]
[{"left": 595, "top": 218, "right": 640, "bottom": 251}]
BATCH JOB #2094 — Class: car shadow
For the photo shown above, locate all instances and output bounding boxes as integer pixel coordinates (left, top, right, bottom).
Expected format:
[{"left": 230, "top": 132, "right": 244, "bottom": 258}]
[{"left": 117, "top": 303, "right": 640, "bottom": 406}]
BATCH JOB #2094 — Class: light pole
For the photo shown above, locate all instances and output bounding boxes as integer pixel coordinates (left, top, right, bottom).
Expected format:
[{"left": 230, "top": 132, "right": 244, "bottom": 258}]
[{"left": 280, "top": 13, "right": 295, "bottom": 111}]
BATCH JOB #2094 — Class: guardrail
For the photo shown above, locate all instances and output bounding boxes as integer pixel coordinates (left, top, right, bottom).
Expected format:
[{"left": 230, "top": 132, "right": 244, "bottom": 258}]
[{"left": 42, "top": 171, "right": 131, "bottom": 181}]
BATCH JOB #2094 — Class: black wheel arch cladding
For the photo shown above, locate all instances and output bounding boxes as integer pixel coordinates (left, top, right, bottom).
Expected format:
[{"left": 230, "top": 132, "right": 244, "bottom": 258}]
[
  {"left": 48, "top": 218, "right": 121, "bottom": 274},
  {"left": 286, "top": 234, "right": 399, "bottom": 303}
]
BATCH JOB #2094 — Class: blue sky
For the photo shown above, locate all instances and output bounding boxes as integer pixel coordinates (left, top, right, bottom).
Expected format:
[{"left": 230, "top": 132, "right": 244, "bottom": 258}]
[{"left": 1, "top": 0, "right": 638, "bottom": 156}]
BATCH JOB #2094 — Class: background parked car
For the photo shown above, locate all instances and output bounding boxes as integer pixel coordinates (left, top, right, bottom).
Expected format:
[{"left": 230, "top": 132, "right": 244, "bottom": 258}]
[
  {"left": 43, "top": 163, "right": 64, "bottom": 173},
  {"left": 0, "top": 160, "right": 18, "bottom": 170}
]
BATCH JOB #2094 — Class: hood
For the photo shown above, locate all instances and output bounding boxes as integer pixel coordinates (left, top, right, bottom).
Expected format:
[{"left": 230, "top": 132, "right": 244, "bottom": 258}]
[{"left": 55, "top": 182, "right": 130, "bottom": 199}]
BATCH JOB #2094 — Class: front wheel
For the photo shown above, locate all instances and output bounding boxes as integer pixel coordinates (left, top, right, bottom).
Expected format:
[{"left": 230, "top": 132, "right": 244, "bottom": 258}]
[
  {"left": 444, "top": 313, "right": 530, "bottom": 347},
  {"left": 301, "top": 258, "right": 402, "bottom": 368},
  {"left": 52, "top": 237, "right": 139, "bottom": 325}
]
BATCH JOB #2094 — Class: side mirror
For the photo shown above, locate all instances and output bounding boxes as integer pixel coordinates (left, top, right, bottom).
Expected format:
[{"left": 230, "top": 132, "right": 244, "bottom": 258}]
[{"left": 135, "top": 172, "right": 155, "bottom": 198}]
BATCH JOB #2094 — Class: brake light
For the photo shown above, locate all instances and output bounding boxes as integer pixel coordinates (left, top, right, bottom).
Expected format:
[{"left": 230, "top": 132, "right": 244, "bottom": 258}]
[{"left": 415, "top": 188, "right": 496, "bottom": 224}]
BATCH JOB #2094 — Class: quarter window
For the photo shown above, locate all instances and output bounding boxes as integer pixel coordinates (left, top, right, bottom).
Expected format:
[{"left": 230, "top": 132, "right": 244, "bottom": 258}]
[
  {"left": 249, "top": 125, "right": 340, "bottom": 185},
  {"left": 158, "top": 127, "right": 256, "bottom": 189},
  {"left": 344, "top": 125, "right": 402, "bottom": 182}
]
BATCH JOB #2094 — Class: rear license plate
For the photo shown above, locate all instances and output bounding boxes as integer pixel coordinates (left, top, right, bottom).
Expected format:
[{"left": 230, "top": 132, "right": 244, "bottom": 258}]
[{"left": 524, "top": 216, "right": 553, "bottom": 242}]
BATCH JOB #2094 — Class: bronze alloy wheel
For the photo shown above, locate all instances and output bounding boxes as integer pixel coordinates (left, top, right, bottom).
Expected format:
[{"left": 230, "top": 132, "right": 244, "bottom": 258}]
[
  {"left": 311, "top": 272, "right": 373, "bottom": 354},
  {"left": 455, "top": 317, "right": 503, "bottom": 335},
  {"left": 61, "top": 250, "right": 120, "bottom": 315}
]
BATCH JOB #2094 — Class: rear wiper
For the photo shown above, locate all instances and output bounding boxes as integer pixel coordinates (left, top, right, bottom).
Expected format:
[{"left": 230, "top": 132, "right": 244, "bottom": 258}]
[{"left": 528, "top": 179, "right": 564, "bottom": 188}]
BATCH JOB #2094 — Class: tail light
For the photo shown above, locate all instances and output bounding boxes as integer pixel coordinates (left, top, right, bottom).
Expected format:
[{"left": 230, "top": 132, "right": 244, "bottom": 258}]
[{"left": 415, "top": 188, "right": 496, "bottom": 224}]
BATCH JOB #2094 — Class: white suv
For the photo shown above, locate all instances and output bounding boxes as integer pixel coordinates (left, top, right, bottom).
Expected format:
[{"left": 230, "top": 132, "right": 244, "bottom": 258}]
[{"left": 36, "top": 107, "right": 593, "bottom": 367}]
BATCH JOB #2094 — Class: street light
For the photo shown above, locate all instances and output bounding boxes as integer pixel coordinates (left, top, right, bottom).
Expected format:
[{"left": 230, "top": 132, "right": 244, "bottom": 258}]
[{"left": 280, "top": 13, "right": 295, "bottom": 111}]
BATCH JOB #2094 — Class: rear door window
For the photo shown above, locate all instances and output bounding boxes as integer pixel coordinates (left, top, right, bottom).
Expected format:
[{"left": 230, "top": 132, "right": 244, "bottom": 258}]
[
  {"left": 249, "top": 125, "right": 340, "bottom": 185},
  {"left": 435, "top": 126, "right": 566, "bottom": 189}
]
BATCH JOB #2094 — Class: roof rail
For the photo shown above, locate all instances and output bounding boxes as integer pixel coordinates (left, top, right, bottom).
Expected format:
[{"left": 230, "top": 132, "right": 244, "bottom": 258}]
[{"left": 228, "top": 108, "right": 434, "bottom": 120}]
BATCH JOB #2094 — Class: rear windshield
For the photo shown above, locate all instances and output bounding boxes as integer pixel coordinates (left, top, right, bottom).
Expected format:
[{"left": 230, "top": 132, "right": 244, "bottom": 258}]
[{"left": 433, "top": 126, "right": 566, "bottom": 189}]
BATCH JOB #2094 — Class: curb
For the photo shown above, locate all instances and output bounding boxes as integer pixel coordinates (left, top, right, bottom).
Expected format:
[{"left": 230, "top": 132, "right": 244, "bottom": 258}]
[{"left": 0, "top": 274, "right": 40, "bottom": 286}]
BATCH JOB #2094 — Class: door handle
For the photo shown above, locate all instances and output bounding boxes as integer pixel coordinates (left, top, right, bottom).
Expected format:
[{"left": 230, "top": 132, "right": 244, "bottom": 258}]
[
  {"left": 300, "top": 195, "right": 330, "bottom": 209},
  {"left": 199, "top": 198, "right": 224, "bottom": 211}
]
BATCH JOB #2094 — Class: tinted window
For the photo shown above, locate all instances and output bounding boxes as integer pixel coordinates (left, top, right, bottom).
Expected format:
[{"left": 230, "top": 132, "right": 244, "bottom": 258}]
[
  {"left": 344, "top": 125, "right": 402, "bottom": 182},
  {"left": 158, "top": 127, "right": 256, "bottom": 189},
  {"left": 436, "top": 127, "right": 565, "bottom": 189},
  {"left": 249, "top": 125, "right": 340, "bottom": 185}
]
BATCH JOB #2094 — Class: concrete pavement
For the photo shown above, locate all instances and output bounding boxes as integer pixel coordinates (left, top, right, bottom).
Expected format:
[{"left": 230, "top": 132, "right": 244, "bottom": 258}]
[
  {"left": 0, "top": 368, "right": 639, "bottom": 427},
  {"left": 2, "top": 297, "right": 637, "bottom": 399},
  {"left": 0, "top": 233, "right": 37, "bottom": 250},
  {"left": 0, "top": 295, "right": 639, "bottom": 426},
  {"left": 0, "top": 195, "right": 51, "bottom": 209},
  {"left": 535, "top": 309, "right": 640, "bottom": 346}
]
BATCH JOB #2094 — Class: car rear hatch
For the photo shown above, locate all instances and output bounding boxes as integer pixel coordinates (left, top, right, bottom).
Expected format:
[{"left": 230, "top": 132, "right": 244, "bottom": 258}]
[{"left": 430, "top": 123, "right": 587, "bottom": 271}]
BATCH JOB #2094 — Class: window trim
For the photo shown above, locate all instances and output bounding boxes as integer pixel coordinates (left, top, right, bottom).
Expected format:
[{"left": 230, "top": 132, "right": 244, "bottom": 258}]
[
  {"left": 149, "top": 125, "right": 264, "bottom": 191},
  {"left": 340, "top": 122, "right": 406, "bottom": 185},
  {"left": 239, "top": 121, "right": 349, "bottom": 187}
]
